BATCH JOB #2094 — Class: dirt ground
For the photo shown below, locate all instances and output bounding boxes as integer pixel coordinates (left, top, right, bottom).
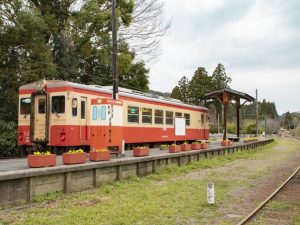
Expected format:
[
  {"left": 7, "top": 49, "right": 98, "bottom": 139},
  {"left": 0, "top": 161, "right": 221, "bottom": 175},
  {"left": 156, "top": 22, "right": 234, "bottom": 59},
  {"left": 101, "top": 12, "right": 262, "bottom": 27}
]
[
  {"left": 248, "top": 169, "right": 300, "bottom": 225},
  {"left": 181, "top": 138, "right": 300, "bottom": 224}
]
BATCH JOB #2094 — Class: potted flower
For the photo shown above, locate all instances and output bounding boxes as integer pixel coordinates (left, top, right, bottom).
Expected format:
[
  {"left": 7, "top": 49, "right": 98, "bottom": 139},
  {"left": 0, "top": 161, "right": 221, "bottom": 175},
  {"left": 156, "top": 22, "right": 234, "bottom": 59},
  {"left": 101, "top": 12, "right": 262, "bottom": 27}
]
[
  {"left": 191, "top": 142, "right": 200, "bottom": 150},
  {"left": 200, "top": 141, "right": 209, "bottom": 149},
  {"left": 221, "top": 140, "right": 228, "bottom": 146},
  {"left": 243, "top": 138, "right": 250, "bottom": 143},
  {"left": 89, "top": 148, "right": 110, "bottom": 161},
  {"left": 133, "top": 146, "right": 149, "bottom": 157},
  {"left": 181, "top": 142, "right": 191, "bottom": 151},
  {"left": 244, "top": 137, "right": 258, "bottom": 143},
  {"left": 159, "top": 144, "right": 169, "bottom": 150},
  {"left": 169, "top": 143, "right": 181, "bottom": 153},
  {"left": 28, "top": 151, "right": 56, "bottom": 168},
  {"left": 63, "top": 149, "right": 87, "bottom": 165},
  {"left": 221, "top": 140, "right": 232, "bottom": 146}
]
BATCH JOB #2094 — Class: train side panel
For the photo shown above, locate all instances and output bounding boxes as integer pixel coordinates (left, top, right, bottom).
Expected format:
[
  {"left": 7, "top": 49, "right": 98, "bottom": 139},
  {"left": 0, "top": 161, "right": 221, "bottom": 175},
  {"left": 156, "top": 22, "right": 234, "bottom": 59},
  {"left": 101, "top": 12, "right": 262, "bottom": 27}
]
[{"left": 18, "top": 80, "right": 210, "bottom": 152}]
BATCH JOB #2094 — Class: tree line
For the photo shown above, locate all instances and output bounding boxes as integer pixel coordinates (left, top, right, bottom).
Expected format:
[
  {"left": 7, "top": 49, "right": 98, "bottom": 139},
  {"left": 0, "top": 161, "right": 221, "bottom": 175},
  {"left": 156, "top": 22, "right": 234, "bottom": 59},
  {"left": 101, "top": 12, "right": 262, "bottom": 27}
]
[
  {"left": 0, "top": 0, "right": 169, "bottom": 156},
  {"left": 169, "top": 63, "right": 280, "bottom": 134},
  {"left": 0, "top": 0, "right": 169, "bottom": 122}
]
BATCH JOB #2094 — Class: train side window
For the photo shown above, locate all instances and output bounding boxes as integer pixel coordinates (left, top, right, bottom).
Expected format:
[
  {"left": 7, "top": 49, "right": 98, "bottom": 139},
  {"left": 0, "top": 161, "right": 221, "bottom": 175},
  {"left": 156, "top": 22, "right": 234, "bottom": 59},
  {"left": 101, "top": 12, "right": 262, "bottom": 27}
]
[
  {"left": 101, "top": 106, "right": 106, "bottom": 120},
  {"left": 38, "top": 99, "right": 46, "bottom": 114},
  {"left": 92, "top": 106, "right": 97, "bottom": 120},
  {"left": 72, "top": 98, "right": 78, "bottom": 116},
  {"left": 166, "top": 111, "right": 173, "bottom": 125},
  {"left": 201, "top": 114, "right": 204, "bottom": 124},
  {"left": 184, "top": 113, "right": 190, "bottom": 126},
  {"left": 175, "top": 112, "right": 182, "bottom": 118},
  {"left": 155, "top": 109, "right": 163, "bottom": 124},
  {"left": 128, "top": 106, "right": 139, "bottom": 123},
  {"left": 52, "top": 96, "right": 65, "bottom": 114},
  {"left": 206, "top": 115, "right": 209, "bottom": 122},
  {"left": 81, "top": 100, "right": 85, "bottom": 119},
  {"left": 97, "top": 107, "right": 101, "bottom": 119},
  {"left": 142, "top": 108, "right": 152, "bottom": 124},
  {"left": 20, "top": 98, "right": 31, "bottom": 114}
]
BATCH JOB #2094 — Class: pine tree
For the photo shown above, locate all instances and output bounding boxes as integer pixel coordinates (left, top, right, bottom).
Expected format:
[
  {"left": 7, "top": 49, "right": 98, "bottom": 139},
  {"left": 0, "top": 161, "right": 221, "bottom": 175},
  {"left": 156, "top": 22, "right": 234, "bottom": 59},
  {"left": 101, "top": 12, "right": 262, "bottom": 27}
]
[
  {"left": 170, "top": 86, "right": 182, "bottom": 100},
  {"left": 211, "top": 63, "right": 231, "bottom": 89},
  {"left": 178, "top": 76, "right": 191, "bottom": 103},
  {"left": 188, "top": 67, "right": 212, "bottom": 105}
]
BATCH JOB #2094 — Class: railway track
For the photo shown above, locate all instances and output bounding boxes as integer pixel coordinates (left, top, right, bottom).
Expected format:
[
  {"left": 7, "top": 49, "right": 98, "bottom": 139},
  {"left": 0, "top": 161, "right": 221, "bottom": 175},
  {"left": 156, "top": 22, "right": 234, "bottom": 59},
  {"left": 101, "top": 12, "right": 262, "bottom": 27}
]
[{"left": 238, "top": 165, "right": 300, "bottom": 225}]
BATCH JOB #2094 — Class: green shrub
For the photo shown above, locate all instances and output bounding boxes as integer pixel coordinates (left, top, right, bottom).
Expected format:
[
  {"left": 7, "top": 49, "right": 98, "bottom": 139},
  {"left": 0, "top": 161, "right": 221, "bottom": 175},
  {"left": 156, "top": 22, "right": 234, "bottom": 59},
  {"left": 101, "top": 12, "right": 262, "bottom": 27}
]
[
  {"left": 0, "top": 120, "right": 19, "bottom": 157},
  {"left": 227, "top": 122, "right": 236, "bottom": 134}
]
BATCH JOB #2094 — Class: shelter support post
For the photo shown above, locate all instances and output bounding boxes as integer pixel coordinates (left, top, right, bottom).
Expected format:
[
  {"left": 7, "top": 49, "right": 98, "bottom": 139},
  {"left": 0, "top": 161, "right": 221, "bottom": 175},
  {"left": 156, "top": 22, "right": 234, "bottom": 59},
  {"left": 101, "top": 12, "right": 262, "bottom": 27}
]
[
  {"left": 223, "top": 92, "right": 229, "bottom": 141},
  {"left": 223, "top": 102, "right": 228, "bottom": 141},
  {"left": 236, "top": 99, "right": 240, "bottom": 138}
]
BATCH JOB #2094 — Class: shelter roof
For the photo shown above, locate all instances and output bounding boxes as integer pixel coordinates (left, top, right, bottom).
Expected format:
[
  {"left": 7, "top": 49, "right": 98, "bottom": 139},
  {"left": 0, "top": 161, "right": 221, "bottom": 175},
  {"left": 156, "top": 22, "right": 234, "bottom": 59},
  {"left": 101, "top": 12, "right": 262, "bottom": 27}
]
[{"left": 205, "top": 88, "right": 255, "bottom": 102}]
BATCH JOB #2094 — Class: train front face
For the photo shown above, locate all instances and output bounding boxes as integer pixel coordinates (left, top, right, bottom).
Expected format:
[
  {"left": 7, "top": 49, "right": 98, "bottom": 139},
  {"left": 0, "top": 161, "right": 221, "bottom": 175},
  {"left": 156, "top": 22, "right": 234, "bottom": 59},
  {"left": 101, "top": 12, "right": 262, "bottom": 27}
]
[{"left": 18, "top": 80, "right": 49, "bottom": 152}]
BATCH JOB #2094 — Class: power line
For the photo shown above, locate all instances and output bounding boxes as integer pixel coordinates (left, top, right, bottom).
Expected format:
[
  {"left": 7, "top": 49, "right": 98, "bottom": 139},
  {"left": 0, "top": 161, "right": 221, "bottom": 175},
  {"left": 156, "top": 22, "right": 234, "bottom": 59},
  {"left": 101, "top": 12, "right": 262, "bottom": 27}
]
[{"left": 148, "top": 64, "right": 178, "bottom": 83}]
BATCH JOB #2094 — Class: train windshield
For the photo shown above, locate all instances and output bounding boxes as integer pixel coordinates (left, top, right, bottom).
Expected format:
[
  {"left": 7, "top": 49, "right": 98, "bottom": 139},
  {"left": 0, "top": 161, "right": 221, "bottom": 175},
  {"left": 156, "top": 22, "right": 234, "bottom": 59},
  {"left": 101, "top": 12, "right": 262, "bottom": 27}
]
[{"left": 20, "top": 98, "right": 31, "bottom": 114}]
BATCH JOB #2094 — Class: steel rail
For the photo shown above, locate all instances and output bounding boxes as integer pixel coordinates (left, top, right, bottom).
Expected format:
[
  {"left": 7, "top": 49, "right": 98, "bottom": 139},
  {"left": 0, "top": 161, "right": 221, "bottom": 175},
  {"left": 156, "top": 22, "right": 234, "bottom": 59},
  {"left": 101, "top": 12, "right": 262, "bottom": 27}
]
[{"left": 237, "top": 165, "right": 300, "bottom": 225}]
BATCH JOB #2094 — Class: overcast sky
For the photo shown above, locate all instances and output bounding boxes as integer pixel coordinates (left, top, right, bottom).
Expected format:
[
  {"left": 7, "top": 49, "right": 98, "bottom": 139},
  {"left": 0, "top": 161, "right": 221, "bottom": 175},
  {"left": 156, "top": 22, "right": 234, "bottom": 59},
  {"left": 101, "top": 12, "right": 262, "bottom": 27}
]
[{"left": 147, "top": 0, "right": 300, "bottom": 115}]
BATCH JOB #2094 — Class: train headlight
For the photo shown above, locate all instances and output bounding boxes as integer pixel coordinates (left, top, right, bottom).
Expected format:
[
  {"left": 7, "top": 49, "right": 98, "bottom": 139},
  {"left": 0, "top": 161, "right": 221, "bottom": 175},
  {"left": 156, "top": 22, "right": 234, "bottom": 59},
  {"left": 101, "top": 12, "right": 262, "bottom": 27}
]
[{"left": 36, "top": 79, "right": 47, "bottom": 91}]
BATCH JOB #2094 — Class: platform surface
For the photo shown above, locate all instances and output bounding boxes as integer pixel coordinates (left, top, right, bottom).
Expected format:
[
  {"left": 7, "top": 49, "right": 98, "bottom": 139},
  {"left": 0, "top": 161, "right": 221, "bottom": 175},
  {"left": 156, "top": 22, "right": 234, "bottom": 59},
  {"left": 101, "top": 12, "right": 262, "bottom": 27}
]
[{"left": 0, "top": 141, "right": 247, "bottom": 174}]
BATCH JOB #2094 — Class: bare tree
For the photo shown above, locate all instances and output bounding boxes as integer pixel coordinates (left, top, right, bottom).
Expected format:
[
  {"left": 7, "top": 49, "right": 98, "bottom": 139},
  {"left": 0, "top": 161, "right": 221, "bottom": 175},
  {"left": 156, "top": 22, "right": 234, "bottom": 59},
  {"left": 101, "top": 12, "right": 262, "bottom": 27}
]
[{"left": 119, "top": 0, "right": 170, "bottom": 62}]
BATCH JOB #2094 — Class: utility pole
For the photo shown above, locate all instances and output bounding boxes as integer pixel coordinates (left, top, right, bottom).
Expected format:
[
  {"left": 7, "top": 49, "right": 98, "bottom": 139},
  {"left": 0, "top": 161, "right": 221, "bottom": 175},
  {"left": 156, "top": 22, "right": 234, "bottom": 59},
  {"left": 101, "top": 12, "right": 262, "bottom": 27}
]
[
  {"left": 264, "top": 115, "right": 267, "bottom": 135},
  {"left": 217, "top": 113, "right": 220, "bottom": 134},
  {"left": 112, "top": 0, "right": 118, "bottom": 100},
  {"left": 255, "top": 89, "right": 258, "bottom": 137}
]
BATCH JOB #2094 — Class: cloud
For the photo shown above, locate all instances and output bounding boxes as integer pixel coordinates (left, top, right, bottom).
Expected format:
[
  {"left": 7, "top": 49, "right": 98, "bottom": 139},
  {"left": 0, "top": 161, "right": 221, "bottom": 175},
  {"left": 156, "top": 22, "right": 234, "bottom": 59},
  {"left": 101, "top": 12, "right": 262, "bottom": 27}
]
[{"left": 148, "top": 0, "right": 300, "bottom": 114}]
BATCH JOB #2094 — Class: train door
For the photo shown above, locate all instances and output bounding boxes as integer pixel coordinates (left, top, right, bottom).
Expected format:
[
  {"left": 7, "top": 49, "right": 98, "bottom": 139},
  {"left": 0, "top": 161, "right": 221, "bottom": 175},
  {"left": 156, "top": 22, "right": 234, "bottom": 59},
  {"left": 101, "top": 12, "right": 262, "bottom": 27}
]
[
  {"left": 90, "top": 98, "right": 123, "bottom": 153},
  {"left": 90, "top": 104, "right": 103, "bottom": 150},
  {"left": 201, "top": 113, "right": 205, "bottom": 139},
  {"left": 80, "top": 97, "right": 88, "bottom": 143},
  {"left": 31, "top": 94, "right": 48, "bottom": 143}
]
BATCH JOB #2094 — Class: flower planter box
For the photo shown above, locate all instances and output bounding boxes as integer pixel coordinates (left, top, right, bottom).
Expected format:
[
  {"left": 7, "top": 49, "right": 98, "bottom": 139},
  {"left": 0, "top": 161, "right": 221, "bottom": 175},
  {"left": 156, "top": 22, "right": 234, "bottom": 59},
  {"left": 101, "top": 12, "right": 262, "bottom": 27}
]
[
  {"left": 200, "top": 143, "right": 208, "bottom": 149},
  {"left": 89, "top": 151, "right": 110, "bottom": 161},
  {"left": 221, "top": 141, "right": 229, "bottom": 146},
  {"left": 133, "top": 147, "right": 149, "bottom": 157},
  {"left": 28, "top": 154, "right": 56, "bottom": 168},
  {"left": 221, "top": 140, "right": 232, "bottom": 146},
  {"left": 169, "top": 145, "right": 181, "bottom": 153},
  {"left": 191, "top": 143, "right": 200, "bottom": 150},
  {"left": 63, "top": 152, "right": 87, "bottom": 165},
  {"left": 181, "top": 144, "right": 191, "bottom": 151}
]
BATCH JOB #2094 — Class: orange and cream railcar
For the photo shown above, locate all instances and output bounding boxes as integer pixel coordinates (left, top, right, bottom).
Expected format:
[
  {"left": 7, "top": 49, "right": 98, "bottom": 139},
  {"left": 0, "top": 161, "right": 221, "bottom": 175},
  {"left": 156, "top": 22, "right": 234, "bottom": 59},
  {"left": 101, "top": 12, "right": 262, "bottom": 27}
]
[{"left": 18, "top": 80, "right": 209, "bottom": 154}]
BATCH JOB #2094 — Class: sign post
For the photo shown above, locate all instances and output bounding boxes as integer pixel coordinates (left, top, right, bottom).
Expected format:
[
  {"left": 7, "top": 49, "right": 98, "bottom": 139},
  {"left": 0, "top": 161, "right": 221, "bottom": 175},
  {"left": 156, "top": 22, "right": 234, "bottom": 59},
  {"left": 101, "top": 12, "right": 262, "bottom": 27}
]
[{"left": 207, "top": 182, "right": 215, "bottom": 205}]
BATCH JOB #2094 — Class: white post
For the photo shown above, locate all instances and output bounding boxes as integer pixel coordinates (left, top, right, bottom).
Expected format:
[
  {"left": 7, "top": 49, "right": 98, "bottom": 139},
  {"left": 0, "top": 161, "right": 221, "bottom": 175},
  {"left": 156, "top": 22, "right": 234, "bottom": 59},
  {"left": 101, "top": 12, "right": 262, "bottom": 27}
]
[
  {"left": 122, "top": 140, "right": 125, "bottom": 154},
  {"left": 207, "top": 182, "right": 215, "bottom": 204}
]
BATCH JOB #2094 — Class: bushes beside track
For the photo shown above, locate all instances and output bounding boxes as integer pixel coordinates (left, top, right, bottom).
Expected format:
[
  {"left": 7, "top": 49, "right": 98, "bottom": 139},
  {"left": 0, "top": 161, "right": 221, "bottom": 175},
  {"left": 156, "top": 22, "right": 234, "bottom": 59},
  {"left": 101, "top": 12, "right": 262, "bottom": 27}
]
[{"left": 0, "top": 120, "right": 19, "bottom": 157}]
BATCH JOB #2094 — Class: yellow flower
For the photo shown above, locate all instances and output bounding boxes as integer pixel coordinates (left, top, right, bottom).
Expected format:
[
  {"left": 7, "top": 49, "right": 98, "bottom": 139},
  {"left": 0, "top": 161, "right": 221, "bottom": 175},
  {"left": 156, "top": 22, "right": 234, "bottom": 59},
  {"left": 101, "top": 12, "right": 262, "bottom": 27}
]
[
  {"left": 96, "top": 148, "right": 108, "bottom": 152},
  {"left": 33, "top": 151, "right": 52, "bottom": 156},
  {"left": 67, "top": 149, "right": 85, "bottom": 154}
]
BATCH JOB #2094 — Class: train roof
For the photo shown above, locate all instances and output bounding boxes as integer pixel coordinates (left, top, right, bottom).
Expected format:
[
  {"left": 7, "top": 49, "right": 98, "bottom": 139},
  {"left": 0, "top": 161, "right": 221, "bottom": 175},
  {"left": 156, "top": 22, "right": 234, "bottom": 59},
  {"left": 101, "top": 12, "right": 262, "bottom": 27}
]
[{"left": 20, "top": 80, "right": 208, "bottom": 111}]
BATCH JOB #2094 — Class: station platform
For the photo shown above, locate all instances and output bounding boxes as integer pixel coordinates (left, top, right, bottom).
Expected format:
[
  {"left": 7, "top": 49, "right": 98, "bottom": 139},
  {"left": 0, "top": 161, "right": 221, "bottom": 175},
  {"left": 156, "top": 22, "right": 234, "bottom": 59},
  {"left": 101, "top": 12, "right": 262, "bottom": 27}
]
[{"left": 0, "top": 142, "right": 236, "bottom": 173}]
